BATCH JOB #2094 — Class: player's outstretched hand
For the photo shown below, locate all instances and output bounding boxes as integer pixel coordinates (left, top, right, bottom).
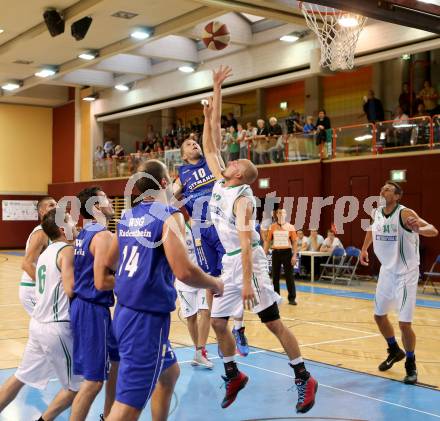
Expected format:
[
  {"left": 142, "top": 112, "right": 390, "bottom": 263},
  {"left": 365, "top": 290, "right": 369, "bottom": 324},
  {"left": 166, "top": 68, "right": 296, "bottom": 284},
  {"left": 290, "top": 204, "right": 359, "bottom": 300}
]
[
  {"left": 211, "top": 277, "right": 224, "bottom": 297},
  {"left": 203, "top": 96, "right": 213, "bottom": 119},
  {"left": 213, "top": 65, "right": 233, "bottom": 87},
  {"left": 360, "top": 249, "right": 369, "bottom": 266},
  {"left": 242, "top": 284, "right": 257, "bottom": 311}
]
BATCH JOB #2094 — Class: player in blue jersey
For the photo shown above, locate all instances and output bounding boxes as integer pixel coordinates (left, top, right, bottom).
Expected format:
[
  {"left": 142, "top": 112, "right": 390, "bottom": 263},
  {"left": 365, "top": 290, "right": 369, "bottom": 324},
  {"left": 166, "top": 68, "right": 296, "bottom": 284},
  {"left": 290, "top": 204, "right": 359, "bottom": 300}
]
[
  {"left": 174, "top": 130, "right": 249, "bottom": 357},
  {"left": 70, "top": 187, "right": 119, "bottom": 421},
  {"left": 103, "top": 160, "right": 223, "bottom": 421}
]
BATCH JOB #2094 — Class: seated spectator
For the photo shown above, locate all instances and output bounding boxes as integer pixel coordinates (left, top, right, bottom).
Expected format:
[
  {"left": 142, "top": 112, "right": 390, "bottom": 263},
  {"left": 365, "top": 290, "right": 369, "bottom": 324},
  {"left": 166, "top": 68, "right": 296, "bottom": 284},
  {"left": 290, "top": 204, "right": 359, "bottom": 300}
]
[
  {"left": 315, "top": 110, "right": 331, "bottom": 146},
  {"left": 303, "top": 116, "right": 316, "bottom": 134},
  {"left": 254, "top": 119, "right": 269, "bottom": 164},
  {"left": 227, "top": 126, "right": 240, "bottom": 161},
  {"left": 268, "top": 117, "right": 284, "bottom": 163},
  {"left": 415, "top": 103, "right": 427, "bottom": 117},
  {"left": 418, "top": 80, "right": 439, "bottom": 114},
  {"left": 237, "top": 124, "right": 248, "bottom": 159},
  {"left": 296, "top": 229, "right": 309, "bottom": 252},
  {"left": 103, "top": 140, "right": 115, "bottom": 157},
  {"left": 320, "top": 229, "right": 344, "bottom": 252},
  {"left": 112, "top": 144, "right": 125, "bottom": 158},
  {"left": 392, "top": 106, "right": 411, "bottom": 146},
  {"left": 306, "top": 229, "right": 324, "bottom": 251},
  {"left": 94, "top": 145, "right": 104, "bottom": 160},
  {"left": 228, "top": 112, "right": 238, "bottom": 130}
]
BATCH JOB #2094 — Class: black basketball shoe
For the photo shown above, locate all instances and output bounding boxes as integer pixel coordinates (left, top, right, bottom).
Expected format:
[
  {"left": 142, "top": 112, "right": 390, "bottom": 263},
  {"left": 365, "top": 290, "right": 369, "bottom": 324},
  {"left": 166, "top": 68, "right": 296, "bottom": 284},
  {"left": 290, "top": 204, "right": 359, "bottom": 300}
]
[{"left": 378, "top": 347, "right": 405, "bottom": 371}]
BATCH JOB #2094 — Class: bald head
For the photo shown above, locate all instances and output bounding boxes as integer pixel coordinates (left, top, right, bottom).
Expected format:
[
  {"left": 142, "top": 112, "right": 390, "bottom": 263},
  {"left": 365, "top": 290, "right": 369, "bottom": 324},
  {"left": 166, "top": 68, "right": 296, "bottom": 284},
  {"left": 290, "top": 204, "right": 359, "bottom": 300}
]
[{"left": 238, "top": 160, "right": 258, "bottom": 185}]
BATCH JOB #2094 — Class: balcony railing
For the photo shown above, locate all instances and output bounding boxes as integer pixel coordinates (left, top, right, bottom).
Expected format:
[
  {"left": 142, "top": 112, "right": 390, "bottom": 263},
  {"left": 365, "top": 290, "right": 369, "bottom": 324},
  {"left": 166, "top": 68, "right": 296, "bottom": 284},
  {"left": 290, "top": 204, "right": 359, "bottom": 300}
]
[{"left": 93, "top": 114, "right": 440, "bottom": 179}]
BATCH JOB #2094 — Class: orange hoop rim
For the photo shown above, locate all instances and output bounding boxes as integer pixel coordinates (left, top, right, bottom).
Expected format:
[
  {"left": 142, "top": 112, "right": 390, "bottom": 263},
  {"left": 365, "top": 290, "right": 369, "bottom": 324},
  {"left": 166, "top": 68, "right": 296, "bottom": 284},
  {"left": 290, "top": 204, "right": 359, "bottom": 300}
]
[{"left": 298, "top": 1, "right": 341, "bottom": 16}]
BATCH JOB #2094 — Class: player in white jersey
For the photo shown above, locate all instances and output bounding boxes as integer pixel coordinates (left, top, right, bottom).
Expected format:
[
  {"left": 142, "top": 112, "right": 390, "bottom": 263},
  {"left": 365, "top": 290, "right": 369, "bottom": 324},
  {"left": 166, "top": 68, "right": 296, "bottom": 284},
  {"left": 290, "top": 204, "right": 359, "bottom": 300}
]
[
  {"left": 175, "top": 222, "right": 213, "bottom": 368},
  {"left": 0, "top": 208, "right": 83, "bottom": 419},
  {"left": 20, "top": 196, "right": 57, "bottom": 315},
  {"left": 201, "top": 66, "right": 318, "bottom": 414},
  {"left": 361, "top": 181, "right": 438, "bottom": 384}
]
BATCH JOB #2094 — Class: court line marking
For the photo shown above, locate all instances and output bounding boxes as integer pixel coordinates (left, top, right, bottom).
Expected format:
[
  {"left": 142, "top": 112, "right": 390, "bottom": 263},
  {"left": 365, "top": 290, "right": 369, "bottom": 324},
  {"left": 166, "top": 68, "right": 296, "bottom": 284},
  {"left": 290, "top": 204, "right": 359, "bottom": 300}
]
[{"left": 235, "top": 361, "right": 440, "bottom": 419}]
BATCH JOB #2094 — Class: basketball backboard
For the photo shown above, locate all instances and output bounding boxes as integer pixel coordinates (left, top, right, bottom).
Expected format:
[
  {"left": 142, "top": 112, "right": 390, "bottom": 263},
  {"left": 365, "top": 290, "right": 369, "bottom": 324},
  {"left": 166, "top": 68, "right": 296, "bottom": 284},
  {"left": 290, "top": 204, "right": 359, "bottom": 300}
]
[{"left": 307, "top": 0, "right": 440, "bottom": 33}]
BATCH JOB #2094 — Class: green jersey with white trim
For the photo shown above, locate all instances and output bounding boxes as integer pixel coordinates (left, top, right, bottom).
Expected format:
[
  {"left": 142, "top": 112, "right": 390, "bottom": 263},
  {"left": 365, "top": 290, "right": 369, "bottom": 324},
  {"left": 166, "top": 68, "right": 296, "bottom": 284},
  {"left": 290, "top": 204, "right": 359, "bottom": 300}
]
[
  {"left": 33, "top": 242, "right": 71, "bottom": 323},
  {"left": 372, "top": 204, "right": 419, "bottom": 274},
  {"left": 209, "top": 179, "right": 260, "bottom": 254}
]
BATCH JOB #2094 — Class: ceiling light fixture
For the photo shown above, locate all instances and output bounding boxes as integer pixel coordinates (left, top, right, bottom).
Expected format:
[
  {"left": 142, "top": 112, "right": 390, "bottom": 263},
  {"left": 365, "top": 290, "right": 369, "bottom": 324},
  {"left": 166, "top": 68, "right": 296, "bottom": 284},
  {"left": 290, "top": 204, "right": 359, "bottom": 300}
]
[
  {"left": 0, "top": 29, "right": 4, "bottom": 34},
  {"left": 338, "top": 15, "right": 359, "bottom": 27},
  {"left": 35, "top": 66, "right": 58, "bottom": 78},
  {"left": 130, "top": 27, "right": 154, "bottom": 40},
  {"left": 115, "top": 84, "right": 130, "bottom": 91},
  {"left": 178, "top": 64, "right": 196, "bottom": 73},
  {"left": 280, "top": 34, "right": 300, "bottom": 43},
  {"left": 83, "top": 93, "right": 99, "bottom": 102},
  {"left": 78, "top": 50, "right": 98, "bottom": 60},
  {"left": 1, "top": 81, "right": 21, "bottom": 91}
]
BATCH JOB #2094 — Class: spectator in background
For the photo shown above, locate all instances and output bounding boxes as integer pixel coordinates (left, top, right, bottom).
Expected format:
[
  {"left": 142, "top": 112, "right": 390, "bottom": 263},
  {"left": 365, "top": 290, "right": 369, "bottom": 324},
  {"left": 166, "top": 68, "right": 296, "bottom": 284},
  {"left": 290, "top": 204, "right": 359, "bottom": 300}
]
[
  {"left": 264, "top": 208, "right": 298, "bottom": 305},
  {"left": 268, "top": 116, "right": 284, "bottom": 163},
  {"left": 296, "top": 229, "right": 308, "bottom": 252},
  {"left": 303, "top": 116, "right": 316, "bottom": 134},
  {"left": 306, "top": 229, "right": 325, "bottom": 252},
  {"left": 103, "top": 140, "right": 115, "bottom": 157},
  {"left": 416, "top": 103, "right": 427, "bottom": 117},
  {"left": 94, "top": 145, "right": 104, "bottom": 160},
  {"left": 254, "top": 118, "right": 269, "bottom": 164},
  {"left": 220, "top": 115, "right": 229, "bottom": 129},
  {"left": 315, "top": 110, "right": 331, "bottom": 146},
  {"left": 399, "top": 82, "right": 417, "bottom": 116},
  {"left": 237, "top": 123, "right": 248, "bottom": 159},
  {"left": 362, "top": 90, "right": 385, "bottom": 123},
  {"left": 286, "top": 111, "right": 303, "bottom": 134},
  {"left": 303, "top": 229, "right": 325, "bottom": 280},
  {"left": 113, "top": 144, "right": 125, "bottom": 158},
  {"left": 392, "top": 106, "right": 410, "bottom": 147},
  {"left": 320, "top": 229, "right": 344, "bottom": 252},
  {"left": 246, "top": 121, "right": 256, "bottom": 137},
  {"left": 228, "top": 112, "right": 238, "bottom": 130},
  {"left": 227, "top": 126, "right": 240, "bottom": 161},
  {"left": 418, "top": 80, "right": 439, "bottom": 114}
]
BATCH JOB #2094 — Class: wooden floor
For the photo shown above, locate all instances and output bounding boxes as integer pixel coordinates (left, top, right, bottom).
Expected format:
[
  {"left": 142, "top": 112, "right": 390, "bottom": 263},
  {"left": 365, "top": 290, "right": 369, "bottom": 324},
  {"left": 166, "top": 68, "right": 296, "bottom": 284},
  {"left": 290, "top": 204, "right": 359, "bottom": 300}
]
[{"left": 1, "top": 252, "right": 439, "bottom": 389}]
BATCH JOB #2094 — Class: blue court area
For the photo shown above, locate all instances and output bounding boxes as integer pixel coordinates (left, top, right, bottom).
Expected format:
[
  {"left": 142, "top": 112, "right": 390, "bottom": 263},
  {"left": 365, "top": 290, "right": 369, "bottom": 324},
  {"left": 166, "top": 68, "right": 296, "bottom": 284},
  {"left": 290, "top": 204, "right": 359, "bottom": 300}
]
[
  {"left": 0, "top": 251, "right": 24, "bottom": 257},
  {"left": 1, "top": 345, "right": 439, "bottom": 421},
  {"left": 284, "top": 284, "right": 440, "bottom": 310}
]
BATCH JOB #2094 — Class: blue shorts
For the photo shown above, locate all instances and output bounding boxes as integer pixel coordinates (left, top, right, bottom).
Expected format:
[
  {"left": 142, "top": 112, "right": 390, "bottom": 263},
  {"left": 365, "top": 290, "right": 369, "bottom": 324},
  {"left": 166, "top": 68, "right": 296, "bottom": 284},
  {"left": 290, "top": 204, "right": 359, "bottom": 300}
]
[
  {"left": 192, "top": 223, "right": 225, "bottom": 277},
  {"left": 70, "top": 297, "right": 119, "bottom": 382},
  {"left": 113, "top": 303, "right": 176, "bottom": 410}
]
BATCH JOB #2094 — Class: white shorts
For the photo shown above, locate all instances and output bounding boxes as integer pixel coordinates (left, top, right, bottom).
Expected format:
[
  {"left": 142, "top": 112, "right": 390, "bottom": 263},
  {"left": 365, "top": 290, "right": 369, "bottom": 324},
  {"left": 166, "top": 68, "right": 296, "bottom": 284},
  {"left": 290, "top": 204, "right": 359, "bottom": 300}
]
[
  {"left": 176, "top": 288, "right": 209, "bottom": 318},
  {"left": 19, "top": 283, "right": 36, "bottom": 316},
  {"left": 211, "top": 246, "right": 282, "bottom": 319},
  {"left": 15, "top": 318, "right": 82, "bottom": 391},
  {"left": 374, "top": 266, "right": 419, "bottom": 323}
]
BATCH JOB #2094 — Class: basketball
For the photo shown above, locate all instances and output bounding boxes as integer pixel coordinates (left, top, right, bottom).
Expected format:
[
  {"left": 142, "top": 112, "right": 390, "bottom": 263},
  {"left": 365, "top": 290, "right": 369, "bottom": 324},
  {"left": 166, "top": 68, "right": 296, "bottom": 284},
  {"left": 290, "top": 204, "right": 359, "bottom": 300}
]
[{"left": 202, "top": 21, "right": 230, "bottom": 51}]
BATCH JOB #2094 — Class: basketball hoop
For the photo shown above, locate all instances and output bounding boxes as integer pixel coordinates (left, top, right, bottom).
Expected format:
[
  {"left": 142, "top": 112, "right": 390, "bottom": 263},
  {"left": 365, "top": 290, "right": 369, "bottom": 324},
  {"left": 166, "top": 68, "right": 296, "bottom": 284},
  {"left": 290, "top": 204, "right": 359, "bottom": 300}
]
[{"left": 299, "top": 2, "right": 367, "bottom": 71}]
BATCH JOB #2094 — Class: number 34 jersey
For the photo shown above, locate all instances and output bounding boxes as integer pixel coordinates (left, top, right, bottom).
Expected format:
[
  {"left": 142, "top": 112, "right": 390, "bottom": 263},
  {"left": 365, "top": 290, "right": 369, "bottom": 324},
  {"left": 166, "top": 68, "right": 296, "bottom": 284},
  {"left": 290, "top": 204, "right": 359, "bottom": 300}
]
[
  {"left": 115, "top": 201, "right": 180, "bottom": 313},
  {"left": 33, "top": 242, "right": 72, "bottom": 323}
]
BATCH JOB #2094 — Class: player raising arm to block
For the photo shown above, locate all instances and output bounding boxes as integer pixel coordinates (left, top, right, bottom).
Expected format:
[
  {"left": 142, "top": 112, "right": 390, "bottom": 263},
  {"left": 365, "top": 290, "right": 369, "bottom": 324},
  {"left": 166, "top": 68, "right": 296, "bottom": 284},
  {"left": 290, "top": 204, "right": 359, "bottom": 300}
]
[
  {"left": 361, "top": 181, "right": 438, "bottom": 384},
  {"left": 203, "top": 66, "right": 318, "bottom": 414}
]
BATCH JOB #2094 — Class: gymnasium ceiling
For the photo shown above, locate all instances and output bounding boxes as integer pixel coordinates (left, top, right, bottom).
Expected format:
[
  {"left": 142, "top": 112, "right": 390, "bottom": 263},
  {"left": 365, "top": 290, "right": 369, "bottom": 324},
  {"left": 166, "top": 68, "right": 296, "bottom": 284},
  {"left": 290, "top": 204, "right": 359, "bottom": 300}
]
[{"left": 0, "top": 0, "right": 439, "bottom": 107}]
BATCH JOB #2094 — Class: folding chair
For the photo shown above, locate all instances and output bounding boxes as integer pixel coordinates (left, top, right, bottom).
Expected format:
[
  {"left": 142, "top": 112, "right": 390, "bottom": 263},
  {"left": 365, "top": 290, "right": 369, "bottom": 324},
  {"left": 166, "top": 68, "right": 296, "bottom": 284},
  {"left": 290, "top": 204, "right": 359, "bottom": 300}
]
[
  {"left": 334, "top": 246, "right": 361, "bottom": 286},
  {"left": 319, "top": 247, "right": 345, "bottom": 283},
  {"left": 422, "top": 255, "right": 440, "bottom": 295}
]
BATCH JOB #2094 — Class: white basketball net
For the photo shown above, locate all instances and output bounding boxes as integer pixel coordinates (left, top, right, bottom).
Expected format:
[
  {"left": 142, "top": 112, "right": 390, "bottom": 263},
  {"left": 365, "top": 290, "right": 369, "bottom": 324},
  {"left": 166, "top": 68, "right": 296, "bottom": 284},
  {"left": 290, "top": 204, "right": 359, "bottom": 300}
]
[{"left": 299, "top": 2, "right": 367, "bottom": 71}]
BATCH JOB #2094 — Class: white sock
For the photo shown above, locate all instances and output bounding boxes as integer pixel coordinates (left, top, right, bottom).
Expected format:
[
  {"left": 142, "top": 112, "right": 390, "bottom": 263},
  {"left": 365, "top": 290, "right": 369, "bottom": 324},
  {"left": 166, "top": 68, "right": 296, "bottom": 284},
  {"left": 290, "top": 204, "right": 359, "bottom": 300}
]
[
  {"left": 290, "top": 357, "right": 304, "bottom": 366},
  {"left": 234, "top": 320, "right": 244, "bottom": 330},
  {"left": 223, "top": 355, "right": 236, "bottom": 363}
]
